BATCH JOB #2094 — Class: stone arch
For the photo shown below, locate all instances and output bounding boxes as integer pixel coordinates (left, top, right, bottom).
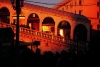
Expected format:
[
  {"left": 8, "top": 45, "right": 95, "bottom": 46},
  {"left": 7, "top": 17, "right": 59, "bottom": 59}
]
[
  {"left": 73, "top": 24, "right": 87, "bottom": 42},
  {"left": 57, "top": 20, "right": 71, "bottom": 39},
  {"left": 0, "top": 7, "right": 10, "bottom": 24},
  {"left": 27, "top": 13, "right": 40, "bottom": 31},
  {"left": 42, "top": 17, "right": 55, "bottom": 34}
]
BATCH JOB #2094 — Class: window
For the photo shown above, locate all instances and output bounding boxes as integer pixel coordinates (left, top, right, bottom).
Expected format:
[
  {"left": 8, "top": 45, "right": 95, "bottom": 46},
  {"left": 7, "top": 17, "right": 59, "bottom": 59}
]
[
  {"left": 62, "top": 7, "right": 64, "bottom": 11},
  {"left": 71, "top": 3, "right": 73, "bottom": 8},
  {"left": 97, "top": 2, "right": 100, "bottom": 6},
  {"left": 79, "top": 0, "right": 82, "bottom": 5},
  {"left": 70, "top": 3, "right": 73, "bottom": 8},
  {"left": 97, "top": 12, "right": 100, "bottom": 18},
  {"left": 75, "top": 1, "right": 76, "bottom": 6},
  {"left": 75, "top": 11, "right": 76, "bottom": 14},
  {"left": 66, "top": 5, "right": 68, "bottom": 10},
  {"left": 79, "top": 10, "right": 82, "bottom": 15}
]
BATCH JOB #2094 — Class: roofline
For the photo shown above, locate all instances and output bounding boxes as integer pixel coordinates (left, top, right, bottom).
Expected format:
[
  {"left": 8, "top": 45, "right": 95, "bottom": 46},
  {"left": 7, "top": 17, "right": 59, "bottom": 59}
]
[
  {"left": 52, "top": 0, "right": 72, "bottom": 9},
  {"left": 0, "top": 0, "right": 90, "bottom": 22}
]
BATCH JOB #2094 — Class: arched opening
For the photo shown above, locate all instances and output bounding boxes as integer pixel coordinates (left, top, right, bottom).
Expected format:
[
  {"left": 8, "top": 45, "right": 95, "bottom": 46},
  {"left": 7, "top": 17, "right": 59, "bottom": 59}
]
[
  {"left": 27, "top": 13, "right": 40, "bottom": 30},
  {"left": 74, "top": 24, "right": 87, "bottom": 42},
  {"left": 58, "top": 20, "right": 71, "bottom": 39},
  {"left": 0, "top": 7, "right": 10, "bottom": 24},
  {"left": 42, "top": 17, "right": 55, "bottom": 34}
]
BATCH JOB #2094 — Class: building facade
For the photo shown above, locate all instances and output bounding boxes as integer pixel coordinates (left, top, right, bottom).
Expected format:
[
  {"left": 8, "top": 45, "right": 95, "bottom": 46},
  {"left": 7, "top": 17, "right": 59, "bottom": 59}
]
[
  {"left": 53, "top": 0, "right": 100, "bottom": 30},
  {"left": 0, "top": 0, "right": 90, "bottom": 53}
]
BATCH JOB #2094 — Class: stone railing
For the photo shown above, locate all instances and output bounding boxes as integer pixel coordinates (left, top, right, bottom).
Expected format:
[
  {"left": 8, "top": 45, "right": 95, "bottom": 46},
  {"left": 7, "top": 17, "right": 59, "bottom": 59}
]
[
  {"left": 0, "top": 22, "right": 65, "bottom": 43},
  {"left": 67, "top": 39, "right": 90, "bottom": 51},
  {"left": 0, "top": 22, "right": 90, "bottom": 51}
]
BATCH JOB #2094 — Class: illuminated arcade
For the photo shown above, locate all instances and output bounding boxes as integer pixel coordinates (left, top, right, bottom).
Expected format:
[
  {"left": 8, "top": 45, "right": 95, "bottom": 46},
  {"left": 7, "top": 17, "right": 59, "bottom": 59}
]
[{"left": 0, "top": 0, "right": 90, "bottom": 53}]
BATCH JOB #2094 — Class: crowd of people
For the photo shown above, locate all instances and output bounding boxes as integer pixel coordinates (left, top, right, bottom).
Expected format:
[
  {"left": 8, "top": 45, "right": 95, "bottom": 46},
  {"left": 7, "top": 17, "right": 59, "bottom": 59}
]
[
  {"left": 0, "top": 30, "right": 99, "bottom": 67},
  {"left": 8, "top": 46, "right": 98, "bottom": 67},
  {"left": 0, "top": 43, "right": 99, "bottom": 67}
]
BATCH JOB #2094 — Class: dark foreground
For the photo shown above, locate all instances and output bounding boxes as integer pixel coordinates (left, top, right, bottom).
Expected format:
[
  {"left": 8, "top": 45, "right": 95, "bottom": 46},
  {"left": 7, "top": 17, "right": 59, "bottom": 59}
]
[{"left": 0, "top": 43, "right": 99, "bottom": 67}]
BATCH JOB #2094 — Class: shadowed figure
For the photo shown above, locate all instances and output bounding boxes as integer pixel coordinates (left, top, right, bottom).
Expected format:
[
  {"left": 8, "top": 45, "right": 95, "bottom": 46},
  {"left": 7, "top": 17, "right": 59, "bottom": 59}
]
[{"left": 56, "top": 50, "right": 71, "bottom": 67}]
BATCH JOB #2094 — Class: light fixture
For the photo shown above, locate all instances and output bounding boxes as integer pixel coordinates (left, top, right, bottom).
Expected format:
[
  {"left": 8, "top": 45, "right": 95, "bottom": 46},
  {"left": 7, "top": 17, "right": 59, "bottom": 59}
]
[
  {"left": 33, "top": 13, "right": 35, "bottom": 17},
  {"left": 11, "top": 0, "right": 24, "bottom": 10}
]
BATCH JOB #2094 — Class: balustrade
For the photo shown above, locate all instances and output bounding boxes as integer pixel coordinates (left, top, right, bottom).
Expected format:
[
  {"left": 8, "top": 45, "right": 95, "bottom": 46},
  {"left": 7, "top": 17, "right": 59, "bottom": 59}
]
[
  {"left": 48, "top": 35, "right": 52, "bottom": 39},
  {"left": 0, "top": 22, "right": 66, "bottom": 43},
  {"left": 31, "top": 30, "right": 35, "bottom": 35},
  {"left": 68, "top": 39, "right": 89, "bottom": 51},
  {"left": 20, "top": 27, "right": 23, "bottom": 32},
  {"left": 37, "top": 31, "right": 41, "bottom": 36},
  {"left": 0, "top": 22, "right": 90, "bottom": 51}
]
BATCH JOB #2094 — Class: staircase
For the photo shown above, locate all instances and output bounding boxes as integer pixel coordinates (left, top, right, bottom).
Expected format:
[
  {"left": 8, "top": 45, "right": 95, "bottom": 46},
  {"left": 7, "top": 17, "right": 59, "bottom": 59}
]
[
  {"left": 0, "top": 22, "right": 69, "bottom": 51},
  {"left": 0, "top": 22, "right": 89, "bottom": 53}
]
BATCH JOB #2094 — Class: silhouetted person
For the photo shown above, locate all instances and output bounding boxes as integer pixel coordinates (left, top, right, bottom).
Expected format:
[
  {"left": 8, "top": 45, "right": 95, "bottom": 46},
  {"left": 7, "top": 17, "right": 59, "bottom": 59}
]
[{"left": 56, "top": 50, "right": 71, "bottom": 67}]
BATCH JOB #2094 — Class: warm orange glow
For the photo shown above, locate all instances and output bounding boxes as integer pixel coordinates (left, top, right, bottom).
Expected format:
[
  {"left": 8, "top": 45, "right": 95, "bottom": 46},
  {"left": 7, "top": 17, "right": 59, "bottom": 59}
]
[
  {"left": 54, "top": 0, "right": 99, "bottom": 30},
  {"left": 12, "top": 16, "right": 25, "bottom": 25},
  {"left": 13, "top": 16, "right": 25, "bottom": 19},
  {"left": 29, "top": 23, "right": 31, "bottom": 28},
  {"left": 33, "top": 13, "right": 35, "bottom": 17},
  {"left": 60, "top": 29, "right": 63, "bottom": 36},
  {"left": 20, "top": 19, "right": 25, "bottom": 25},
  {"left": 0, "top": 0, "right": 90, "bottom": 55},
  {"left": 42, "top": 26, "right": 51, "bottom": 31}
]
